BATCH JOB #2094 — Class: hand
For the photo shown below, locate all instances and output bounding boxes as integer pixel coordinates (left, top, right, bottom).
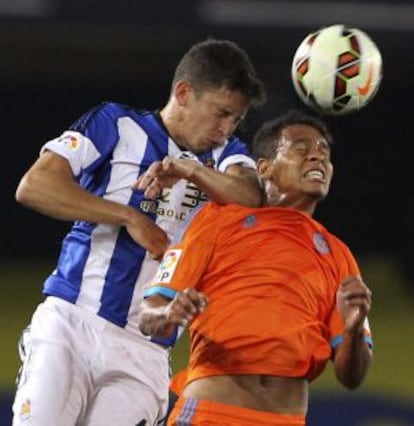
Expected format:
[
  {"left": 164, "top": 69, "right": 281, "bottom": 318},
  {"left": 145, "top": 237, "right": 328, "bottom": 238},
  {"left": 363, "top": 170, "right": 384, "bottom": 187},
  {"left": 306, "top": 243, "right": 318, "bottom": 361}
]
[
  {"left": 163, "top": 288, "right": 208, "bottom": 327},
  {"left": 125, "top": 209, "right": 169, "bottom": 259},
  {"left": 336, "top": 276, "right": 372, "bottom": 333},
  {"left": 133, "top": 157, "right": 199, "bottom": 199}
]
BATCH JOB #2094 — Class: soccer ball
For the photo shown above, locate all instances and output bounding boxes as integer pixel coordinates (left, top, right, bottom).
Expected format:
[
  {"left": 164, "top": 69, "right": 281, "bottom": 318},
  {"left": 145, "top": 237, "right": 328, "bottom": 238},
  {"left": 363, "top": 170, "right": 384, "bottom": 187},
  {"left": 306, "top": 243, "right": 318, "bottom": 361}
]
[{"left": 291, "top": 24, "right": 383, "bottom": 115}]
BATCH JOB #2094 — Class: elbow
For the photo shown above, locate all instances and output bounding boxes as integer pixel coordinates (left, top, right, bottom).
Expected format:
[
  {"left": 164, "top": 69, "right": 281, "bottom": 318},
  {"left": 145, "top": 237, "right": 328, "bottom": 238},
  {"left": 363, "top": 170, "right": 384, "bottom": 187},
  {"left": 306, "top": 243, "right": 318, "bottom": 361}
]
[
  {"left": 340, "top": 377, "right": 364, "bottom": 391},
  {"left": 15, "top": 174, "right": 35, "bottom": 207},
  {"left": 245, "top": 193, "right": 263, "bottom": 208},
  {"left": 335, "top": 364, "right": 371, "bottom": 391},
  {"left": 240, "top": 185, "right": 265, "bottom": 208}
]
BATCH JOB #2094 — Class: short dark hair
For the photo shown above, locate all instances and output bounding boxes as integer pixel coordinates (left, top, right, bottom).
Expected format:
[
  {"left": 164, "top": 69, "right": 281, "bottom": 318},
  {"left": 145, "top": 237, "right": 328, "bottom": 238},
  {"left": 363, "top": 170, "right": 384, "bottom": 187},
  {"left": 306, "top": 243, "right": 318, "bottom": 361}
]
[
  {"left": 173, "top": 38, "right": 266, "bottom": 107},
  {"left": 252, "top": 110, "right": 334, "bottom": 159}
]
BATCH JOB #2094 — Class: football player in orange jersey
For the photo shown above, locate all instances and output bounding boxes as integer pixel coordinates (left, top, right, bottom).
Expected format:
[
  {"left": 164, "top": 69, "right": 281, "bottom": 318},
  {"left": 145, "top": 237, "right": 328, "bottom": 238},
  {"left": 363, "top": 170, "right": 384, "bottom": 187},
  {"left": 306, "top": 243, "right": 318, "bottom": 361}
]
[{"left": 139, "top": 110, "right": 373, "bottom": 426}]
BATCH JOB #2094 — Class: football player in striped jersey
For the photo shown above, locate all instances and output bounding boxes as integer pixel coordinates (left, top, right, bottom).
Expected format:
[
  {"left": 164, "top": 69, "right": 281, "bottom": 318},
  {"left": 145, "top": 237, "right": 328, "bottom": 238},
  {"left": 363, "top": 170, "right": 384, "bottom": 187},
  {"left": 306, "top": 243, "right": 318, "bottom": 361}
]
[{"left": 12, "top": 38, "right": 266, "bottom": 426}]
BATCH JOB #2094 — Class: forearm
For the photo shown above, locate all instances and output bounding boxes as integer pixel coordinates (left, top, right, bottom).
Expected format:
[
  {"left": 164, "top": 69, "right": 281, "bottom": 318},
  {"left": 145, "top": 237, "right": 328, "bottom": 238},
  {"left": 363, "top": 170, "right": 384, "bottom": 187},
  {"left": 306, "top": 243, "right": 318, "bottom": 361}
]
[
  {"left": 16, "top": 168, "right": 134, "bottom": 226},
  {"left": 334, "top": 330, "right": 373, "bottom": 390},
  {"left": 188, "top": 163, "right": 263, "bottom": 207}
]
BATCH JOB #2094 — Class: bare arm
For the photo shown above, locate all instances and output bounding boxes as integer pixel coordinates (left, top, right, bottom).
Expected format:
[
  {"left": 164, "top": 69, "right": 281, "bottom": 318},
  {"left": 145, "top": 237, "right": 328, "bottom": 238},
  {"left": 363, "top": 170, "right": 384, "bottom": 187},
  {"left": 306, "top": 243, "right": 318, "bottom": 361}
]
[
  {"left": 134, "top": 157, "right": 263, "bottom": 207},
  {"left": 15, "top": 151, "right": 168, "bottom": 257},
  {"left": 139, "top": 289, "right": 208, "bottom": 338},
  {"left": 333, "top": 276, "right": 373, "bottom": 390}
]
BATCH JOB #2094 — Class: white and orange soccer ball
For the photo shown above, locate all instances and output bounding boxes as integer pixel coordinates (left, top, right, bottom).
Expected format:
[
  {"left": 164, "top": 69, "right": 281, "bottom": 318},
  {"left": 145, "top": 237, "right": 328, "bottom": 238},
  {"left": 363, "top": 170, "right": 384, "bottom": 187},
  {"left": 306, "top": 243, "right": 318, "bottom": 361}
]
[{"left": 291, "top": 24, "right": 383, "bottom": 115}]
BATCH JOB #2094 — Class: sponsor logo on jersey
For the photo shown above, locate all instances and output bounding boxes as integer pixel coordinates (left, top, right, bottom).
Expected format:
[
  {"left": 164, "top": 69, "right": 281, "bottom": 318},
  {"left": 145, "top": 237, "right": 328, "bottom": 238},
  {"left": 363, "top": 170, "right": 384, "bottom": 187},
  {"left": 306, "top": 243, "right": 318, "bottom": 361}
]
[
  {"left": 313, "top": 232, "right": 331, "bottom": 254},
  {"left": 142, "top": 181, "right": 207, "bottom": 222},
  {"left": 139, "top": 199, "right": 188, "bottom": 221},
  {"left": 57, "top": 132, "right": 80, "bottom": 151},
  {"left": 179, "top": 151, "right": 198, "bottom": 161},
  {"left": 139, "top": 200, "right": 158, "bottom": 214},
  {"left": 155, "top": 249, "right": 182, "bottom": 283}
]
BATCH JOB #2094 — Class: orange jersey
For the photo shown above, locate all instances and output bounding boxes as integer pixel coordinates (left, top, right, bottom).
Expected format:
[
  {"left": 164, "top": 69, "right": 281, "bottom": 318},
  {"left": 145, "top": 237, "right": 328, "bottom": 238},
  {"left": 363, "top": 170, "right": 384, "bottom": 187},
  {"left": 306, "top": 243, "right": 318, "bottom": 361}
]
[{"left": 145, "top": 202, "right": 372, "bottom": 384}]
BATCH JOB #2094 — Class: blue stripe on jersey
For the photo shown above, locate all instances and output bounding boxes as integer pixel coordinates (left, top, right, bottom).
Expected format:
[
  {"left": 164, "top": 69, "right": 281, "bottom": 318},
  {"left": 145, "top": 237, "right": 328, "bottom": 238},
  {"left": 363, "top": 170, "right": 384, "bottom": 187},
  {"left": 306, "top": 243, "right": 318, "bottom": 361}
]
[
  {"left": 98, "top": 227, "right": 147, "bottom": 327},
  {"left": 43, "top": 227, "right": 95, "bottom": 303}
]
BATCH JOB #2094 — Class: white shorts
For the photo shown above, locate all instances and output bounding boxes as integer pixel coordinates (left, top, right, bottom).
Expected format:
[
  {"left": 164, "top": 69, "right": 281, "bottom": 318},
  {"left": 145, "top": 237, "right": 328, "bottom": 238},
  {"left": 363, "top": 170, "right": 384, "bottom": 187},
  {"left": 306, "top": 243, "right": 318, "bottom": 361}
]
[{"left": 12, "top": 296, "right": 170, "bottom": 426}]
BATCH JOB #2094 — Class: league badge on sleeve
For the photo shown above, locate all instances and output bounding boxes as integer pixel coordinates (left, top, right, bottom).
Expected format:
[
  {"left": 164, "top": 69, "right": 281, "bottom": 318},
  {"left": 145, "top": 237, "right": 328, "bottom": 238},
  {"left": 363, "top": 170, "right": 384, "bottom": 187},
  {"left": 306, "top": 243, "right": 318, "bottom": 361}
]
[
  {"left": 155, "top": 249, "right": 182, "bottom": 283},
  {"left": 57, "top": 131, "right": 81, "bottom": 151}
]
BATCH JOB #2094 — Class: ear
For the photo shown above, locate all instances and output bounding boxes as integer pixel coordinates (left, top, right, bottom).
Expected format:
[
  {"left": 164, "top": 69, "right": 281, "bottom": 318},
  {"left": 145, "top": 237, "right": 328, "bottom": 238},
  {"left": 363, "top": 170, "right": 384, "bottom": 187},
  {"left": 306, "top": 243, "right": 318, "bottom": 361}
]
[
  {"left": 256, "top": 158, "right": 273, "bottom": 180},
  {"left": 174, "top": 81, "right": 192, "bottom": 107}
]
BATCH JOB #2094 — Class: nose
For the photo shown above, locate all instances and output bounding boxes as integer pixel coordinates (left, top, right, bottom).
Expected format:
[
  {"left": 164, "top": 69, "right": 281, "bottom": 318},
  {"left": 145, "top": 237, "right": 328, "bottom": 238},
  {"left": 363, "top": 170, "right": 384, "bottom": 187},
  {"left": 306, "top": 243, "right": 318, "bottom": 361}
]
[
  {"left": 307, "top": 143, "right": 326, "bottom": 162},
  {"left": 307, "top": 150, "right": 325, "bottom": 162},
  {"left": 217, "top": 117, "right": 236, "bottom": 139}
]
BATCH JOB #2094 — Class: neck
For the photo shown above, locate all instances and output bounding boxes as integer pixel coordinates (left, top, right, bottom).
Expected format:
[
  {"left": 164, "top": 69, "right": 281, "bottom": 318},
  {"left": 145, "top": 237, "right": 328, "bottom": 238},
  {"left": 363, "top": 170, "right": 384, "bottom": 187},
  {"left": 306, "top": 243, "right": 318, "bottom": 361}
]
[
  {"left": 269, "top": 200, "right": 315, "bottom": 217},
  {"left": 159, "top": 104, "right": 188, "bottom": 150}
]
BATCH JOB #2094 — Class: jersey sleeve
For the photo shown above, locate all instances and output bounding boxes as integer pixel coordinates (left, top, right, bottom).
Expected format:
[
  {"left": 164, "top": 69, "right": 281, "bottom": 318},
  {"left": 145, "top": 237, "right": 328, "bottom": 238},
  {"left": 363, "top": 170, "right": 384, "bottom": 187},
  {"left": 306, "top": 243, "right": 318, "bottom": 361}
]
[
  {"left": 40, "top": 102, "right": 120, "bottom": 177},
  {"left": 143, "top": 203, "right": 219, "bottom": 300},
  {"left": 327, "top": 239, "right": 373, "bottom": 350},
  {"left": 217, "top": 136, "right": 256, "bottom": 172}
]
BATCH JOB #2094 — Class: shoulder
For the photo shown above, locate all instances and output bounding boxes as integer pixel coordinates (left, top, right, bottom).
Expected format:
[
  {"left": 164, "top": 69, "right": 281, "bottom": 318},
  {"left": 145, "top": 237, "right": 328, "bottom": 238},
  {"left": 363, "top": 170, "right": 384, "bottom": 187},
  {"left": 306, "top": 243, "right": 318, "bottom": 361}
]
[
  {"left": 69, "top": 101, "right": 140, "bottom": 130},
  {"left": 319, "top": 225, "right": 358, "bottom": 268},
  {"left": 325, "top": 229, "right": 352, "bottom": 255}
]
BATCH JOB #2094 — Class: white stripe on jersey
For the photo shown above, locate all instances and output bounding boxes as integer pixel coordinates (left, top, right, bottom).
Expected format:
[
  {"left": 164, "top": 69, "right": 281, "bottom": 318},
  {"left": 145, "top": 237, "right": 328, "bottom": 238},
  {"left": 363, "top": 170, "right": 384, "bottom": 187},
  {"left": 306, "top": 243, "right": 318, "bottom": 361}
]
[{"left": 76, "top": 224, "right": 120, "bottom": 313}]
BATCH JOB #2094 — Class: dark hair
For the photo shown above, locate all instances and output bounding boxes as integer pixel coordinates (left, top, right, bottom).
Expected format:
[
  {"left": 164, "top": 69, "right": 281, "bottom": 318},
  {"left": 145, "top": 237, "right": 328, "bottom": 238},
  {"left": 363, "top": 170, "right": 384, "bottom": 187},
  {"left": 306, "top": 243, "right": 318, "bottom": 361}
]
[
  {"left": 252, "top": 110, "right": 334, "bottom": 159},
  {"left": 172, "top": 38, "right": 266, "bottom": 107}
]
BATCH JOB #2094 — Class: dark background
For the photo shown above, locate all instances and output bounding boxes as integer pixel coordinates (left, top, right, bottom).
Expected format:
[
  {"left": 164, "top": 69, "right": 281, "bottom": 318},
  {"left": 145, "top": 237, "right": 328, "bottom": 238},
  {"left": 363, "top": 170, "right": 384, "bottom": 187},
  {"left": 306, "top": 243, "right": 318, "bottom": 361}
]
[{"left": 1, "top": 0, "right": 412, "bottom": 280}]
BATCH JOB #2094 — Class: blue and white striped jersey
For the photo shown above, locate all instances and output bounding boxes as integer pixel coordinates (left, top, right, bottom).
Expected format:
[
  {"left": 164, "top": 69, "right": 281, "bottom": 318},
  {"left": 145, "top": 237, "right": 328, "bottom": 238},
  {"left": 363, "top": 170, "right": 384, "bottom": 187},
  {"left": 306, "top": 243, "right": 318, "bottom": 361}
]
[{"left": 40, "top": 102, "right": 256, "bottom": 333}]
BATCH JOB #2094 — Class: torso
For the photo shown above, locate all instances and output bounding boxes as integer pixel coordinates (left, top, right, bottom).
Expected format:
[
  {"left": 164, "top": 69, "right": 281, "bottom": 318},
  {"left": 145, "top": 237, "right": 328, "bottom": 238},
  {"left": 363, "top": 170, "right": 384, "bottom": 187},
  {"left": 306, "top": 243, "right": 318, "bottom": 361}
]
[{"left": 183, "top": 374, "right": 309, "bottom": 414}]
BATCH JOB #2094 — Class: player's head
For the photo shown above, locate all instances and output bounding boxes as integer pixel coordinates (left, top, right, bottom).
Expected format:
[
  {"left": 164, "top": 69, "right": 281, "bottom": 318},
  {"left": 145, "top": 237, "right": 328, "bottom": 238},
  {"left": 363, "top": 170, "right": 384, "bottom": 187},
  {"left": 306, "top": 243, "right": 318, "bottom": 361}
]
[
  {"left": 164, "top": 38, "right": 266, "bottom": 153},
  {"left": 252, "top": 110, "right": 334, "bottom": 215}
]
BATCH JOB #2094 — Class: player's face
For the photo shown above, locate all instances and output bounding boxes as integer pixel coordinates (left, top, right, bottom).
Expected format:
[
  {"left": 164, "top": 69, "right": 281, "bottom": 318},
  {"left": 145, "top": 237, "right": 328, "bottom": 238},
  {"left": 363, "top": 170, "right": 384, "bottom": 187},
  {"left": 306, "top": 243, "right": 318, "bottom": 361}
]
[
  {"left": 176, "top": 83, "right": 249, "bottom": 153},
  {"left": 262, "top": 124, "right": 333, "bottom": 208}
]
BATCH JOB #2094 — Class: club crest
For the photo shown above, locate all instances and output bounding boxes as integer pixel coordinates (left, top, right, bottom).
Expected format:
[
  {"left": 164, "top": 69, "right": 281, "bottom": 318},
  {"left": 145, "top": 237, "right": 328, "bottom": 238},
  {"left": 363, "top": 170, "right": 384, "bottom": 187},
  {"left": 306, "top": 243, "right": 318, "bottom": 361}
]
[{"left": 313, "top": 232, "right": 330, "bottom": 254}]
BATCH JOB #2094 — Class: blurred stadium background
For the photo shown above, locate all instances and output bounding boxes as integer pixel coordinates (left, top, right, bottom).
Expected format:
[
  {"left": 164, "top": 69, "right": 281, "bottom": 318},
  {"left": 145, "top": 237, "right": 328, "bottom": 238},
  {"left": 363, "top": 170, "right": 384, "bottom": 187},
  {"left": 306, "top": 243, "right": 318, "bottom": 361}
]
[{"left": 1, "top": 1, "right": 414, "bottom": 425}]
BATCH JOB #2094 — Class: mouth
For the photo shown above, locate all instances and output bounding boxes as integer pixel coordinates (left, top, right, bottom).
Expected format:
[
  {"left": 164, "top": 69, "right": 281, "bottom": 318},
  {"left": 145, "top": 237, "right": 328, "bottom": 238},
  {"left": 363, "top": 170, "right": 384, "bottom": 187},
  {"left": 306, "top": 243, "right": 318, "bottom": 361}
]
[
  {"left": 206, "top": 137, "right": 225, "bottom": 148},
  {"left": 304, "top": 169, "right": 326, "bottom": 182},
  {"left": 206, "top": 139, "right": 224, "bottom": 149}
]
